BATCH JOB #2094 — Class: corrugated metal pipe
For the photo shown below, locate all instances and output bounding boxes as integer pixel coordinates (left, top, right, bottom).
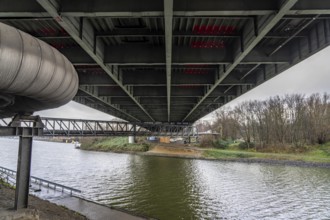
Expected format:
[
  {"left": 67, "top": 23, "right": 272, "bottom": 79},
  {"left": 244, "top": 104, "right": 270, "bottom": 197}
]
[{"left": 0, "top": 22, "right": 79, "bottom": 118}]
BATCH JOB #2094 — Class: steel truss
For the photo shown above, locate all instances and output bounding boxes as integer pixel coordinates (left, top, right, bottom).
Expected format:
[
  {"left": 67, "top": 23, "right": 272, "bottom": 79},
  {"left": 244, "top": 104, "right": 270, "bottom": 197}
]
[{"left": 0, "top": 117, "right": 197, "bottom": 137}]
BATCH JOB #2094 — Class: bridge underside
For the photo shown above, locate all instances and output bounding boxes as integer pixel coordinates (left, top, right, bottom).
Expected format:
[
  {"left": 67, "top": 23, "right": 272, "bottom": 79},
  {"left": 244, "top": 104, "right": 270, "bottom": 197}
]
[{"left": 2, "top": 0, "right": 330, "bottom": 123}]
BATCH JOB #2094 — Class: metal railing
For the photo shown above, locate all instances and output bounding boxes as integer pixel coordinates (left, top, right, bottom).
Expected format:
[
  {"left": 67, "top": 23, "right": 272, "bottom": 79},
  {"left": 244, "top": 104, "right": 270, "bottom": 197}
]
[
  {"left": 0, "top": 168, "right": 16, "bottom": 186},
  {"left": 0, "top": 166, "right": 81, "bottom": 195}
]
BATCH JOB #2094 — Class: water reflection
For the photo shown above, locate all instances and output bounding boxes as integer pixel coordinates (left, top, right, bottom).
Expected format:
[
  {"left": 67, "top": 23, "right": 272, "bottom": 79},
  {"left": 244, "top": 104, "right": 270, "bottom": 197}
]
[
  {"left": 1, "top": 138, "right": 330, "bottom": 220},
  {"left": 102, "top": 156, "right": 205, "bottom": 219}
]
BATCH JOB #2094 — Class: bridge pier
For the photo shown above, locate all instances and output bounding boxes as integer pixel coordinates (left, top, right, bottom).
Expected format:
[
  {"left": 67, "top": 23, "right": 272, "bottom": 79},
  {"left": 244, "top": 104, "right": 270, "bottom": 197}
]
[
  {"left": 128, "top": 136, "right": 135, "bottom": 144},
  {"left": 128, "top": 124, "right": 136, "bottom": 144},
  {"left": 0, "top": 115, "right": 43, "bottom": 210},
  {"left": 15, "top": 133, "right": 33, "bottom": 209}
]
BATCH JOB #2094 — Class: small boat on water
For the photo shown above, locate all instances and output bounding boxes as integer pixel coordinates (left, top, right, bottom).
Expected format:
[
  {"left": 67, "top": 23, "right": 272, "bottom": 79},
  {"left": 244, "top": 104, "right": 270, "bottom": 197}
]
[{"left": 74, "top": 141, "right": 81, "bottom": 149}]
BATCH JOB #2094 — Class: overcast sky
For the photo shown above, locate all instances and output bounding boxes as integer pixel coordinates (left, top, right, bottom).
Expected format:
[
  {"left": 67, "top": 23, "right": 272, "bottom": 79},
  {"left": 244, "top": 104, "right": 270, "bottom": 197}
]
[{"left": 37, "top": 46, "right": 330, "bottom": 122}]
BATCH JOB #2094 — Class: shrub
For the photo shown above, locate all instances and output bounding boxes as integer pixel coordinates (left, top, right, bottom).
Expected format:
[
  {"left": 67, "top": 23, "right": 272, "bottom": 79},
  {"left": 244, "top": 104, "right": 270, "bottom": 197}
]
[
  {"left": 141, "top": 143, "right": 150, "bottom": 151},
  {"left": 199, "top": 135, "right": 215, "bottom": 148},
  {"left": 238, "top": 141, "right": 255, "bottom": 150},
  {"left": 212, "top": 139, "right": 230, "bottom": 149}
]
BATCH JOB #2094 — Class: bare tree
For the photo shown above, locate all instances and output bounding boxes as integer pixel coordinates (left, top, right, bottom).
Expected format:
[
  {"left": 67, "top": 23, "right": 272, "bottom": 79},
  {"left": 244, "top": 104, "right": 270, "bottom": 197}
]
[
  {"left": 214, "top": 107, "right": 239, "bottom": 140},
  {"left": 210, "top": 93, "right": 329, "bottom": 150}
]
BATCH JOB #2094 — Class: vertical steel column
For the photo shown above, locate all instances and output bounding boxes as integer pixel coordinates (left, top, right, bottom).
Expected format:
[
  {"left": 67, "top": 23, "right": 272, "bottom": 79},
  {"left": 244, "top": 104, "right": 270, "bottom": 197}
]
[
  {"left": 133, "top": 124, "right": 136, "bottom": 137},
  {"left": 14, "top": 128, "right": 33, "bottom": 210}
]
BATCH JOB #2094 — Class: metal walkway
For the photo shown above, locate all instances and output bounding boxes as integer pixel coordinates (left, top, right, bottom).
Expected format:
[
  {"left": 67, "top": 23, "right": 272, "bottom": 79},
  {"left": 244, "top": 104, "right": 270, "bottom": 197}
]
[{"left": 0, "top": 116, "right": 197, "bottom": 137}]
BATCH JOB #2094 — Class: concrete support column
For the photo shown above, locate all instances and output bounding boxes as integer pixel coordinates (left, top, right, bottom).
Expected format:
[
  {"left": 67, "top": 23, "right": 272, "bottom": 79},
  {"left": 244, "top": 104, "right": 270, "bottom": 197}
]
[
  {"left": 128, "top": 136, "right": 135, "bottom": 144},
  {"left": 129, "top": 124, "right": 136, "bottom": 144},
  {"left": 14, "top": 130, "right": 33, "bottom": 210}
]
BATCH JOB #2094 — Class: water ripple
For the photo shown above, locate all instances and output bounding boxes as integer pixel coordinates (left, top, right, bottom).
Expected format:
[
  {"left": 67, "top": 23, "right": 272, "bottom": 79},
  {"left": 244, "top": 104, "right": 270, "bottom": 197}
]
[{"left": 1, "top": 138, "right": 330, "bottom": 220}]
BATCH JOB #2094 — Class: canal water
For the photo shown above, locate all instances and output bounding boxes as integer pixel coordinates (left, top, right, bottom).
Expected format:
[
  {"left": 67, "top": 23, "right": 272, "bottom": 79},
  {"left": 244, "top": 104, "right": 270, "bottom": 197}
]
[{"left": 1, "top": 138, "right": 330, "bottom": 220}]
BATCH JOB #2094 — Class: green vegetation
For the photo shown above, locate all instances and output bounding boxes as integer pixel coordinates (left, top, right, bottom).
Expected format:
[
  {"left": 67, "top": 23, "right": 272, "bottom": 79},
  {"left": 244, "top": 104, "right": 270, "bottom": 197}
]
[
  {"left": 212, "top": 139, "right": 231, "bottom": 149},
  {"left": 203, "top": 142, "right": 330, "bottom": 163},
  {"left": 199, "top": 136, "right": 235, "bottom": 149},
  {"left": 195, "top": 93, "right": 330, "bottom": 165},
  {"left": 80, "top": 137, "right": 150, "bottom": 153},
  {"left": 78, "top": 134, "right": 330, "bottom": 165},
  {"left": 0, "top": 177, "right": 15, "bottom": 189},
  {"left": 197, "top": 93, "right": 330, "bottom": 150}
]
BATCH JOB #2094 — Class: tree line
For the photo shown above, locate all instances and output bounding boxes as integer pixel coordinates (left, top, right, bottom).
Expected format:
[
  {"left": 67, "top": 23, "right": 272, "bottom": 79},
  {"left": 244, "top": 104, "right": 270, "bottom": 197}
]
[{"left": 205, "top": 93, "right": 330, "bottom": 149}]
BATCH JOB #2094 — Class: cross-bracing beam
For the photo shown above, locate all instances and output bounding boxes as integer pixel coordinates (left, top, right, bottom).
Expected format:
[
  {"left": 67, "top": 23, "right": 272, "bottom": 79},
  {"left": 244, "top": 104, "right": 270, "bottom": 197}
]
[
  {"left": 2, "top": 10, "right": 330, "bottom": 18},
  {"left": 31, "top": 30, "right": 306, "bottom": 40},
  {"left": 61, "top": 45, "right": 291, "bottom": 65},
  {"left": 182, "top": 0, "right": 299, "bottom": 122},
  {"left": 36, "top": 0, "right": 155, "bottom": 122},
  {"left": 79, "top": 86, "right": 140, "bottom": 122},
  {"left": 3, "top": 0, "right": 330, "bottom": 18}
]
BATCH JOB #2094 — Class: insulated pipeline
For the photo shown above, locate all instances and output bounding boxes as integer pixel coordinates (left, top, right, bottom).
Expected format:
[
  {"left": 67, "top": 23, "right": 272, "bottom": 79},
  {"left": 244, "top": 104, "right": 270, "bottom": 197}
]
[{"left": 0, "top": 22, "right": 79, "bottom": 118}]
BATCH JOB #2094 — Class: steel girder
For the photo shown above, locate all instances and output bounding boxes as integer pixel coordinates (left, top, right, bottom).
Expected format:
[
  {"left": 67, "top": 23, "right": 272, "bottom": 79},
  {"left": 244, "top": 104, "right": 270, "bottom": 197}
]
[{"left": 1, "top": 0, "right": 330, "bottom": 123}]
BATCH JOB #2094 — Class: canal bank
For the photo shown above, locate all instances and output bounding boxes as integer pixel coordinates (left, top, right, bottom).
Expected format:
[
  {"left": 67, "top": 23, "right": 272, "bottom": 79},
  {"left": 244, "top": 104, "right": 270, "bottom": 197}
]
[
  {"left": 0, "top": 181, "right": 147, "bottom": 220},
  {"left": 0, "top": 182, "right": 86, "bottom": 220},
  {"left": 78, "top": 135, "right": 330, "bottom": 167},
  {"left": 146, "top": 145, "right": 330, "bottom": 168},
  {"left": 80, "top": 136, "right": 330, "bottom": 168}
]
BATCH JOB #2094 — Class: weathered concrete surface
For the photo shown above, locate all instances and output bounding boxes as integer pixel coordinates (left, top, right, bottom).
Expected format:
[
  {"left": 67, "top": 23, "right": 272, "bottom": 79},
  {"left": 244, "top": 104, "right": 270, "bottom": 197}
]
[
  {"left": 52, "top": 197, "right": 146, "bottom": 220},
  {"left": 2, "top": 173, "right": 147, "bottom": 220},
  {"left": 0, "top": 209, "right": 39, "bottom": 220},
  {"left": 0, "top": 185, "right": 86, "bottom": 220}
]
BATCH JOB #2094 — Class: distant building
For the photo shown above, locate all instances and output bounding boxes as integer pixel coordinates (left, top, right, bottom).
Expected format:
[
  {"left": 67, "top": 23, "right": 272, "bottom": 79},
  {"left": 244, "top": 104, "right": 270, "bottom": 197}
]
[{"left": 198, "top": 130, "right": 220, "bottom": 137}]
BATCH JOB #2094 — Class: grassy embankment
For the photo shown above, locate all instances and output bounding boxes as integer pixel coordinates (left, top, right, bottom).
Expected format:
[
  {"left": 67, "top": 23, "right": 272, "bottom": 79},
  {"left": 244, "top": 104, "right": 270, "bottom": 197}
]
[
  {"left": 80, "top": 136, "right": 330, "bottom": 164},
  {"left": 80, "top": 136, "right": 150, "bottom": 153},
  {"left": 202, "top": 142, "right": 330, "bottom": 163}
]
